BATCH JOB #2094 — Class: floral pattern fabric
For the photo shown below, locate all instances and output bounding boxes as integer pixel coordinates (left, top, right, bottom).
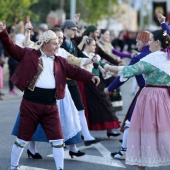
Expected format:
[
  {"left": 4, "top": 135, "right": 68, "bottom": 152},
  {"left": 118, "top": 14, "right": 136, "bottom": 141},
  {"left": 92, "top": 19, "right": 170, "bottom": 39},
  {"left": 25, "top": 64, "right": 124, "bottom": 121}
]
[{"left": 123, "top": 61, "right": 170, "bottom": 86}]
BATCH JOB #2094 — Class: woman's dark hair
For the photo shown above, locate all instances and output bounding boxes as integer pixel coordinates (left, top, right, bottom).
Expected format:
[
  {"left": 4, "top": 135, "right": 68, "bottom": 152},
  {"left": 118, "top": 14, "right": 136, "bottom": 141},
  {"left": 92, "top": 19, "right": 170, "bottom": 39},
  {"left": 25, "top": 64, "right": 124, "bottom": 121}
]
[
  {"left": 152, "top": 29, "right": 170, "bottom": 49},
  {"left": 82, "top": 37, "right": 94, "bottom": 50},
  {"left": 100, "top": 29, "right": 107, "bottom": 35},
  {"left": 50, "top": 27, "right": 62, "bottom": 33},
  {"left": 85, "top": 37, "right": 94, "bottom": 45}
]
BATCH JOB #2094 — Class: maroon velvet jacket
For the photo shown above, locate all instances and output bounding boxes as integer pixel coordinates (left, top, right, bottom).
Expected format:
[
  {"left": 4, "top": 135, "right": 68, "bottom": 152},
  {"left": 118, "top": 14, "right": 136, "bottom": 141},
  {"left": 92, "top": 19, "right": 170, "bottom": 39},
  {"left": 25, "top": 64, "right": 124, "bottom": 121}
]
[{"left": 0, "top": 29, "right": 95, "bottom": 99}]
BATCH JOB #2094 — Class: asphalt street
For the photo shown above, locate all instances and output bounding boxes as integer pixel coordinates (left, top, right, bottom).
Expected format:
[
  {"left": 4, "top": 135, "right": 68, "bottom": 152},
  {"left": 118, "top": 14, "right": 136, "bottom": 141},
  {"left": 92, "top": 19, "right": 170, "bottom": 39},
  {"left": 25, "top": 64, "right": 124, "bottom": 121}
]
[{"left": 1, "top": 61, "right": 170, "bottom": 170}]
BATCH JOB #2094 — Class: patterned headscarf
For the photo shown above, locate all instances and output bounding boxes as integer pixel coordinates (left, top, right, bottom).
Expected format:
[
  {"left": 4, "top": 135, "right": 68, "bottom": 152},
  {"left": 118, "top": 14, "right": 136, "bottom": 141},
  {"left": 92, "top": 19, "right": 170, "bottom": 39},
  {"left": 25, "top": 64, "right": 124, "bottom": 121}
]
[
  {"left": 136, "top": 30, "right": 150, "bottom": 43},
  {"left": 36, "top": 30, "right": 57, "bottom": 49}
]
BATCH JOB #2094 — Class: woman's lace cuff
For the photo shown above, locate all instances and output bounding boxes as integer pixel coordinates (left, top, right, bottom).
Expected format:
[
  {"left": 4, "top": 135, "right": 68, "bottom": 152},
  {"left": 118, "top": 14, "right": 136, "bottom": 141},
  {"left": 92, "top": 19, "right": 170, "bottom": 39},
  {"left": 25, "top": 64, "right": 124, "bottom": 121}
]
[{"left": 118, "top": 66, "right": 128, "bottom": 82}]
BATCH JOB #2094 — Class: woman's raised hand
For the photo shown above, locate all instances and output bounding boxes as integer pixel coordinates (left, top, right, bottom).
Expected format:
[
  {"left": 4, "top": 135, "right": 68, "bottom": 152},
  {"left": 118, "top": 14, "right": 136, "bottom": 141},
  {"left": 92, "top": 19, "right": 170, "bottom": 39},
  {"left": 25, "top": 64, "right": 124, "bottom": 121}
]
[
  {"left": 25, "top": 21, "right": 33, "bottom": 31},
  {"left": 0, "top": 21, "right": 6, "bottom": 33},
  {"left": 157, "top": 13, "right": 166, "bottom": 24}
]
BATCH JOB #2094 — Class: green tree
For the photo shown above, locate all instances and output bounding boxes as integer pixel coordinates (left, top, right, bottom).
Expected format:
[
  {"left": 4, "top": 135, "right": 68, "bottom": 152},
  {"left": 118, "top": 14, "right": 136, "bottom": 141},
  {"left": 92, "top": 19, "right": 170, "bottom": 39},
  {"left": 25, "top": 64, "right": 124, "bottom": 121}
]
[
  {"left": 62, "top": 0, "right": 119, "bottom": 23},
  {"left": 0, "top": 0, "right": 38, "bottom": 26},
  {"left": 76, "top": 0, "right": 119, "bottom": 23},
  {"left": 30, "top": 0, "right": 61, "bottom": 23},
  {"left": 30, "top": 0, "right": 119, "bottom": 24}
]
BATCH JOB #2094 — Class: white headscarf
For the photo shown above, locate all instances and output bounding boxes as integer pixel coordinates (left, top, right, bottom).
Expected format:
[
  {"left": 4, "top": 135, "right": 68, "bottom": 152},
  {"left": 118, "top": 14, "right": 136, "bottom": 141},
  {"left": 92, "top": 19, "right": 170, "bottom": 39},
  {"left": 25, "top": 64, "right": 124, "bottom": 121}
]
[{"left": 35, "top": 30, "right": 57, "bottom": 49}]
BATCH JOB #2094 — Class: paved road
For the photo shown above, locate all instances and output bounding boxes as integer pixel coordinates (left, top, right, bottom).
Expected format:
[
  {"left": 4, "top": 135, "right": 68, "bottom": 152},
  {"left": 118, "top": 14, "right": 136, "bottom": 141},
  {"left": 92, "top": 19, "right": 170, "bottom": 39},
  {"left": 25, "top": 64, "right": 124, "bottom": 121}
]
[
  {"left": 1, "top": 79, "right": 170, "bottom": 170},
  {"left": 1, "top": 60, "right": 170, "bottom": 170}
]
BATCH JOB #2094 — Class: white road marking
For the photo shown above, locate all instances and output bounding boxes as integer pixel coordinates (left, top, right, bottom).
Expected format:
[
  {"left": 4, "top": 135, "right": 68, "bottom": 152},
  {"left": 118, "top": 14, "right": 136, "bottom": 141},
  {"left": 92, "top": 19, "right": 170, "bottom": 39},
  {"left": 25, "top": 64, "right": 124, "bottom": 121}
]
[
  {"left": 20, "top": 165, "right": 50, "bottom": 170},
  {"left": 48, "top": 143, "right": 126, "bottom": 168}
]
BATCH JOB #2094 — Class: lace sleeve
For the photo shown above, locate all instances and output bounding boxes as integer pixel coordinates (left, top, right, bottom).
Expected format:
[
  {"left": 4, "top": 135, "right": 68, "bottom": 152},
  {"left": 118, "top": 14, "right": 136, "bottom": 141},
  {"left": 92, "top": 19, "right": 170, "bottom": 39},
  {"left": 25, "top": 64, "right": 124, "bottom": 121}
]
[{"left": 118, "top": 66, "right": 128, "bottom": 82}]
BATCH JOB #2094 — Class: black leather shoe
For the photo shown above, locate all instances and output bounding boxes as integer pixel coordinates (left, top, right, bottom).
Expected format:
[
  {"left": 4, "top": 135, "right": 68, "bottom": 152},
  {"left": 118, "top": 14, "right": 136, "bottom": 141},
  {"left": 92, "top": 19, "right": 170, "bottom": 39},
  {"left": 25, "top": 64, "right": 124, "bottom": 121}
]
[
  {"left": 84, "top": 138, "right": 103, "bottom": 146},
  {"left": 119, "top": 139, "right": 123, "bottom": 143},
  {"left": 107, "top": 132, "right": 121, "bottom": 138},
  {"left": 81, "top": 135, "right": 84, "bottom": 140},
  {"left": 110, "top": 151, "right": 126, "bottom": 160},
  {"left": 27, "top": 149, "right": 42, "bottom": 159},
  {"left": 69, "top": 150, "right": 85, "bottom": 158}
]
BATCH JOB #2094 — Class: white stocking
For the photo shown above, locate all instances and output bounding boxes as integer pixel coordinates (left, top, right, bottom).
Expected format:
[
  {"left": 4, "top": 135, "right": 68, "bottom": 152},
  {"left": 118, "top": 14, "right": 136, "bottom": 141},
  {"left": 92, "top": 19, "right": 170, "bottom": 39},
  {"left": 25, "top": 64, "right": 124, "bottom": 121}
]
[
  {"left": 122, "top": 127, "right": 129, "bottom": 149},
  {"left": 78, "top": 110, "right": 94, "bottom": 141},
  {"left": 122, "top": 120, "right": 130, "bottom": 149},
  {"left": 50, "top": 139, "right": 64, "bottom": 170},
  {"left": 10, "top": 138, "right": 27, "bottom": 169},
  {"left": 69, "top": 144, "right": 79, "bottom": 153},
  {"left": 28, "top": 141, "right": 37, "bottom": 154}
]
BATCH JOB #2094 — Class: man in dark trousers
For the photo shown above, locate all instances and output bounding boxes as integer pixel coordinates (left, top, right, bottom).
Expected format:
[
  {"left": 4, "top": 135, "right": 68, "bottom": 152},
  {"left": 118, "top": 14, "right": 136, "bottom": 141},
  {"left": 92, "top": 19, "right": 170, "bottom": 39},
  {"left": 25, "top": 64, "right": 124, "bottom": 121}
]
[{"left": 60, "top": 20, "right": 103, "bottom": 146}]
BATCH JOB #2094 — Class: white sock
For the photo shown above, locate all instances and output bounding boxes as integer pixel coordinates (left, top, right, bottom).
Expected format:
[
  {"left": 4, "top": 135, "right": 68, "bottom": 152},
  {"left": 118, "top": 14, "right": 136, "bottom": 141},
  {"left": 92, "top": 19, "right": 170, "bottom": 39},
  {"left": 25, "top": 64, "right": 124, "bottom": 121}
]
[
  {"left": 78, "top": 110, "right": 95, "bottom": 141},
  {"left": 69, "top": 144, "right": 79, "bottom": 153},
  {"left": 107, "top": 129, "right": 112, "bottom": 133},
  {"left": 28, "top": 141, "right": 37, "bottom": 154},
  {"left": 120, "top": 128, "right": 129, "bottom": 154},
  {"left": 11, "top": 138, "right": 27, "bottom": 169},
  {"left": 50, "top": 139, "right": 64, "bottom": 170}
]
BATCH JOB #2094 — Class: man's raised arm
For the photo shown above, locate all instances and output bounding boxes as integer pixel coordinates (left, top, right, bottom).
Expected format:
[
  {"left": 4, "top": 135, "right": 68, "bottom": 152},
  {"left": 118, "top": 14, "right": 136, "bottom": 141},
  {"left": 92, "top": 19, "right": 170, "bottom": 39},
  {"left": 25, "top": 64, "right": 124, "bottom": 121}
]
[{"left": 0, "top": 21, "right": 26, "bottom": 61}]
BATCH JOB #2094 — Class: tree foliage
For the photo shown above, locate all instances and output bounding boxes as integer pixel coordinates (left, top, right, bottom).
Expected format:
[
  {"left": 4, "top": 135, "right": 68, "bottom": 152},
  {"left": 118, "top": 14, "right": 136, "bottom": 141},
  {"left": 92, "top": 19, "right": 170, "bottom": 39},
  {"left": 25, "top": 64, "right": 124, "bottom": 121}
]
[
  {"left": 0, "top": 0, "right": 38, "bottom": 26},
  {"left": 76, "top": 0, "right": 119, "bottom": 23},
  {"left": 30, "top": 0, "right": 61, "bottom": 23},
  {"left": 0, "top": 0, "right": 119, "bottom": 26},
  {"left": 30, "top": 0, "right": 119, "bottom": 24}
]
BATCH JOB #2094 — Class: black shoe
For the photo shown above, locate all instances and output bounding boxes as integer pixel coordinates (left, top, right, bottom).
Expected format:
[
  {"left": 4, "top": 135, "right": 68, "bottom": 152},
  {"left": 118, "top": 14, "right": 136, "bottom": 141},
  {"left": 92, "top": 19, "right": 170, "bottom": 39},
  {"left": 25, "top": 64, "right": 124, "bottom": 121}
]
[
  {"left": 81, "top": 135, "right": 84, "bottom": 140},
  {"left": 119, "top": 139, "right": 123, "bottom": 143},
  {"left": 27, "top": 149, "right": 42, "bottom": 159},
  {"left": 69, "top": 150, "right": 85, "bottom": 158},
  {"left": 84, "top": 138, "right": 103, "bottom": 146},
  {"left": 111, "top": 147, "right": 126, "bottom": 160},
  {"left": 110, "top": 151, "right": 126, "bottom": 160},
  {"left": 107, "top": 132, "right": 121, "bottom": 138}
]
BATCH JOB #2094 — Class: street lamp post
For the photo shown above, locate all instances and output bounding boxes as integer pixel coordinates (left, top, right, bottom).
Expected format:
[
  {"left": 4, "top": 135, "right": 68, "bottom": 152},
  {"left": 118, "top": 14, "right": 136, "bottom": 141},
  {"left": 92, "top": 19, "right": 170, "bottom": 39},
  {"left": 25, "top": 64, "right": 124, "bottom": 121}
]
[
  {"left": 140, "top": 0, "right": 144, "bottom": 29},
  {"left": 127, "top": 0, "right": 132, "bottom": 30},
  {"left": 148, "top": 0, "right": 153, "bottom": 29},
  {"left": 70, "top": 0, "right": 76, "bottom": 20}
]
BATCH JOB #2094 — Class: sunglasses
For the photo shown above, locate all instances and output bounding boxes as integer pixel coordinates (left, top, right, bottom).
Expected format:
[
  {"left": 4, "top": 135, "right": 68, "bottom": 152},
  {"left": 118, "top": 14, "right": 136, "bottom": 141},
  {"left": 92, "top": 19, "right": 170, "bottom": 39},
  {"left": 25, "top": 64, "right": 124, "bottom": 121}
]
[{"left": 69, "top": 28, "right": 77, "bottom": 32}]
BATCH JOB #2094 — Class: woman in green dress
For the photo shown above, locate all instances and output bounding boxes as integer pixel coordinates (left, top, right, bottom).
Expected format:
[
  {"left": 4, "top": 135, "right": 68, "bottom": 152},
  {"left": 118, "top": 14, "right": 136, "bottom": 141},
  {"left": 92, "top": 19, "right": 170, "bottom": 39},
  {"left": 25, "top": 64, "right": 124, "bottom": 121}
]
[{"left": 104, "top": 30, "right": 170, "bottom": 170}]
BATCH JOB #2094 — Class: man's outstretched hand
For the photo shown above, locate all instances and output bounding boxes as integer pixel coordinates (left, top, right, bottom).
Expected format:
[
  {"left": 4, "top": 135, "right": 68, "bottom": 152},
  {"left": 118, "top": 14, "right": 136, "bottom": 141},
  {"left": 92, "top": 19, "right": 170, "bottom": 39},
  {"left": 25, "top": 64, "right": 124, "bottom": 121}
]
[
  {"left": 0, "top": 21, "right": 6, "bottom": 33},
  {"left": 91, "top": 76, "right": 100, "bottom": 86}
]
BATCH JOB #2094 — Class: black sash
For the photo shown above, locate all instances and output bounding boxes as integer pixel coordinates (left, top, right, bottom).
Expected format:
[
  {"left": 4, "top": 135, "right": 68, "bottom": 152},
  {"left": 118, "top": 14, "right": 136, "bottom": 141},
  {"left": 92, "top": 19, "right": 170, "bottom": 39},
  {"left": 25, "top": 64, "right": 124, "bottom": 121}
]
[{"left": 23, "top": 87, "right": 56, "bottom": 105}]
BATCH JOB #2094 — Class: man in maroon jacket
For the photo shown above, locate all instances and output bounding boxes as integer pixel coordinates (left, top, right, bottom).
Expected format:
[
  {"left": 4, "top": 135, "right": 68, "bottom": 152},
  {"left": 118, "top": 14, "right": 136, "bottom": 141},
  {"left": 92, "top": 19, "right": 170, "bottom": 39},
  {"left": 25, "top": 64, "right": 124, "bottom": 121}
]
[{"left": 0, "top": 21, "right": 100, "bottom": 170}]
